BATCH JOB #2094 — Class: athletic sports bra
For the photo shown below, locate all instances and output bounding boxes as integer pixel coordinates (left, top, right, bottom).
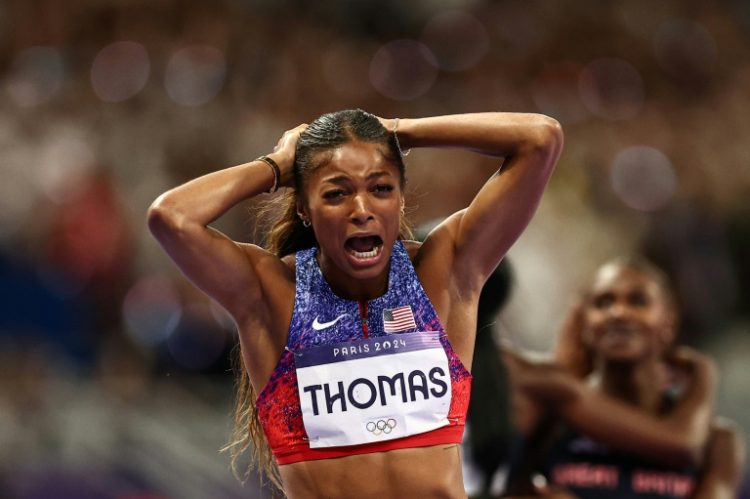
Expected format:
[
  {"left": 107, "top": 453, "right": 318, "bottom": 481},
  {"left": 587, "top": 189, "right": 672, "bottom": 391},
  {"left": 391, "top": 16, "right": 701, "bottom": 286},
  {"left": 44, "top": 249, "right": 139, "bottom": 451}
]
[{"left": 256, "top": 240, "right": 472, "bottom": 465}]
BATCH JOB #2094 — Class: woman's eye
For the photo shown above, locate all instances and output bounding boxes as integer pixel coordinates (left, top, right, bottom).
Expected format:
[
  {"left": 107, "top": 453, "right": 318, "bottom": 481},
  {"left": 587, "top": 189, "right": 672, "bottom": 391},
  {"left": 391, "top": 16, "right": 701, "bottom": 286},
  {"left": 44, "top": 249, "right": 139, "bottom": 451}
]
[
  {"left": 629, "top": 292, "right": 649, "bottom": 307},
  {"left": 373, "top": 184, "right": 394, "bottom": 194},
  {"left": 593, "top": 294, "right": 614, "bottom": 309},
  {"left": 323, "top": 190, "right": 345, "bottom": 200}
]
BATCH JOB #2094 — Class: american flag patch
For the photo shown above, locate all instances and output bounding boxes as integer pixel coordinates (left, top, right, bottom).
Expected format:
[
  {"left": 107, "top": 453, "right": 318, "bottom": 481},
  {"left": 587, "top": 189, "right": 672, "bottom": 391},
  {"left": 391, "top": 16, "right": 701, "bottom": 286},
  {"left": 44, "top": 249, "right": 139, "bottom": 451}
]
[{"left": 382, "top": 305, "right": 416, "bottom": 333}]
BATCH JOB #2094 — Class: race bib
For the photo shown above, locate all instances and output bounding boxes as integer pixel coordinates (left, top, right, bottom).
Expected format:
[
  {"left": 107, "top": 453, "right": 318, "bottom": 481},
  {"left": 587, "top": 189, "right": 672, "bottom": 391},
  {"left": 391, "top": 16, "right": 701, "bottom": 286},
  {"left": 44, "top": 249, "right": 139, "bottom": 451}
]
[{"left": 294, "top": 331, "right": 451, "bottom": 448}]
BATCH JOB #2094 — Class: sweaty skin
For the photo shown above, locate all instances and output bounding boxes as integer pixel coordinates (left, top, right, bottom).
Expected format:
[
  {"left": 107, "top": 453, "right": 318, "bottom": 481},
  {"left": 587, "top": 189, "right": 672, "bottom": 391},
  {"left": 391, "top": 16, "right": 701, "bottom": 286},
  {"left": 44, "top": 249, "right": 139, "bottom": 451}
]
[
  {"left": 281, "top": 444, "right": 466, "bottom": 499},
  {"left": 149, "top": 113, "right": 563, "bottom": 498}
]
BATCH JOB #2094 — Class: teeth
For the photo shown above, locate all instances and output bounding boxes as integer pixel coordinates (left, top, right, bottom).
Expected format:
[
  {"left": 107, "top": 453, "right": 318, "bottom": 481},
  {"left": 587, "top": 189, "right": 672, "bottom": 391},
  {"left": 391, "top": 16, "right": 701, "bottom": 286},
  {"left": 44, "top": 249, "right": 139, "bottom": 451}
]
[{"left": 350, "top": 245, "right": 381, "bottom": 259}]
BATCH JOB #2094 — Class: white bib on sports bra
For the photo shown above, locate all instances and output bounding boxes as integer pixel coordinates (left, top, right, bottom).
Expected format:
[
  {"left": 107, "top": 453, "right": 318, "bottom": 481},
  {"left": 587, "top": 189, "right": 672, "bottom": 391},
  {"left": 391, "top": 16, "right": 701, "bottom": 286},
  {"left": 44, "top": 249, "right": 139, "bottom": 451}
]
[{"left": 294, "top": 331, "right": 452, "bottom": 448}]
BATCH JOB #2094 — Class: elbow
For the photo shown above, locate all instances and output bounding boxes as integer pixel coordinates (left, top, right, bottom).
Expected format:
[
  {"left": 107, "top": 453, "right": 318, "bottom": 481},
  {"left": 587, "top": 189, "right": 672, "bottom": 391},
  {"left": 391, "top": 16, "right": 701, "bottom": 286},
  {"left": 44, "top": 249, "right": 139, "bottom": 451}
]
[
  {"left": 147, "top": 195, "right": 184, "bottom": 240},
  {"left": 545, "top": 116, "right": 564, "bottom": 151},
  {"left": 530, "top": 115, "right": 564, "bottom": 159},
  {"left": 668, "top": 434, "right": 706, "bottom": 469},
  {"left": 509, "top": 114, "right": 564, "bottom": 175}
]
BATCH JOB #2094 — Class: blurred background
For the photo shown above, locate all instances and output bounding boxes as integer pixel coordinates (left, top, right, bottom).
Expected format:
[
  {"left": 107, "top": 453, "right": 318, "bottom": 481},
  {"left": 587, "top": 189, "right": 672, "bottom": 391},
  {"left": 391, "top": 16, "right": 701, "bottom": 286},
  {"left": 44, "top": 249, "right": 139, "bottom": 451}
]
[{"left": 1, "top": 0, "right": 749, "bottom": 497}]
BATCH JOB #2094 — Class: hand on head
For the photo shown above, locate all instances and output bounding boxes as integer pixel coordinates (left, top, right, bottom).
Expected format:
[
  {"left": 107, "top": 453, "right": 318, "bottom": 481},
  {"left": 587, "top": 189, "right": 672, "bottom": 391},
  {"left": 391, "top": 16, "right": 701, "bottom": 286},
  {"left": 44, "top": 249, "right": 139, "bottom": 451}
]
[
  {"left": 271, "top": 123, "right": 307, "bottom": 187},
  {"left": 375, "top": 115, "right": 395, "bottom": 133}
]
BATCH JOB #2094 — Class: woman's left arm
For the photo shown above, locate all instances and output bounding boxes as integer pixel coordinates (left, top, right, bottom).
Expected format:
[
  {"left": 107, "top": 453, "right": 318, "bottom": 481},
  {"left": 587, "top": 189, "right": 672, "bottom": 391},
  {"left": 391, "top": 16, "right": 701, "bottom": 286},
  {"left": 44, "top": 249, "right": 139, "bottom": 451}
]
[{"left": 393, "top": 113, "right": 563, "bottom": 285}]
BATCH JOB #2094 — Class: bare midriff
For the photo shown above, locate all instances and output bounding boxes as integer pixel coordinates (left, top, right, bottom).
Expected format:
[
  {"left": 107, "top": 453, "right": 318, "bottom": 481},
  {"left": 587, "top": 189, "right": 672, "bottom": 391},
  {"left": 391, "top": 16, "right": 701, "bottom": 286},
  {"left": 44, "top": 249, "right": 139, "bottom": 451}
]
[{"left": 279, "top": 443, "right": 467, "bottom": 499}]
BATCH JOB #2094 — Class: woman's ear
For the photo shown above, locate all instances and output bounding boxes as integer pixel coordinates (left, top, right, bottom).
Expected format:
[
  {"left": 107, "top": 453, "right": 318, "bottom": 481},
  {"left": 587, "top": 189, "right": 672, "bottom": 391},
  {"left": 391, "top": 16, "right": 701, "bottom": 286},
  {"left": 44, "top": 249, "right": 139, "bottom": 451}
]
[
  {"left": 296, "top": 198, "right": 306, "bottom": 217},
  {"left": 296, "top": 199, "right": 310, "bottom": 224}
]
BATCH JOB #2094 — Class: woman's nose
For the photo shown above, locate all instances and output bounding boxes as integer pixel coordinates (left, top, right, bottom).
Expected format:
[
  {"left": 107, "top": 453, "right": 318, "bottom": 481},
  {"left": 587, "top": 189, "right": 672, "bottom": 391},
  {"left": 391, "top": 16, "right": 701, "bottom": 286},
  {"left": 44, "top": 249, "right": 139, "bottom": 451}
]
[
  {"left": 350, "top": 194, "right": 374, "bottom": 224},
  {"left": 608, "top": 300, "right": 630, "bottom": 319}
]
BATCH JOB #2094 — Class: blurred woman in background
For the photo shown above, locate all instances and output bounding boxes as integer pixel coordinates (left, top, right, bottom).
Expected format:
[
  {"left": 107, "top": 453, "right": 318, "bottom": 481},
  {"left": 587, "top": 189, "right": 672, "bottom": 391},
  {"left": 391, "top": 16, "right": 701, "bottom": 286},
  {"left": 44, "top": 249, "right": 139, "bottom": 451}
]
[
  {"left": 503, "top": 258, "right": 745, "bottom": 498},
  {"left": 148, "top": 109, "right": 563, "bottom": 498}
]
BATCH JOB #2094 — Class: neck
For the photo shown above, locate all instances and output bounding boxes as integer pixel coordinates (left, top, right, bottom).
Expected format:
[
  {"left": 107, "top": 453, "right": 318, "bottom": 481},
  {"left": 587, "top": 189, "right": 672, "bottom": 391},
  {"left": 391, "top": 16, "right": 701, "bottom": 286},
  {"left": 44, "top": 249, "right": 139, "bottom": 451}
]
[
  {"left": 328, "top": 274, "right": 389, "bottom": 302},
  {"left": 317, "top": 253, "right": 389, "bottom": 302},
  {"left": 589, "top": 358, "right": 664, "bottom": 413}
]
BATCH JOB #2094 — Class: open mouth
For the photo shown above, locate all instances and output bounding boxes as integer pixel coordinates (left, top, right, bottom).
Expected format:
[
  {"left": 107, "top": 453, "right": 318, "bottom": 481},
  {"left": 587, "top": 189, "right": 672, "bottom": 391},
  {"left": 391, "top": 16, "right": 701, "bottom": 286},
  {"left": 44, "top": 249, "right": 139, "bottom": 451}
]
[
  {"left": 602, "top": 322, "right": 640, "bottom": 341},
  {"left": 345, "top": 235, "right": 384, "bottom": 260}
]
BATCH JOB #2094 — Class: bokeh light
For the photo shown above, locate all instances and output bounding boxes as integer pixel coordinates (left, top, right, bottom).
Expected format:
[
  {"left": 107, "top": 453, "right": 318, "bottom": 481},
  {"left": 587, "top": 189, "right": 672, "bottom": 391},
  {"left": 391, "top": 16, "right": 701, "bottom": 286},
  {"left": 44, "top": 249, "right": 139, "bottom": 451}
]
[
  {"left": 90, "top": 41, "right": 150, "bottom": 103},
  {"left": 36, "top": 129, "right": 97, "bottom": 204},
  {"left": 369, "top": 40, "right": 438, "bottom": 101},
  {"left": 5, "top": 46, "right": 65, "bottom": 107},
  {"left": 579, "top": 58, "right": 644, "bottom": 121},
  {"left": 421, "top": 11, "right": 489, "bottom": 72},
  {"left": 610, "top": 146, "right": 677, "bottom": 211},
  {"left": 166, "top": 302, "right": 228, "bottom": 371},
  {"left": 164, "top": 45, "right": 226, "bottom": 106},
  {"left": 122, "top": 276, "right": 182, "bottom": 348}
]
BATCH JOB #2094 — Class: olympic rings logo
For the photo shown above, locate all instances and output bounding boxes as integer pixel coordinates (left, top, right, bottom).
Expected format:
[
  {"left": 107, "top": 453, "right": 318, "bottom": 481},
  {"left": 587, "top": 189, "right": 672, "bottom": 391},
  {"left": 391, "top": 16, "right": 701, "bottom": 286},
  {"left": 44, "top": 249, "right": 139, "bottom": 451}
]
[{"left": 365, "top": 418, "right": 397, "bottom": 436}]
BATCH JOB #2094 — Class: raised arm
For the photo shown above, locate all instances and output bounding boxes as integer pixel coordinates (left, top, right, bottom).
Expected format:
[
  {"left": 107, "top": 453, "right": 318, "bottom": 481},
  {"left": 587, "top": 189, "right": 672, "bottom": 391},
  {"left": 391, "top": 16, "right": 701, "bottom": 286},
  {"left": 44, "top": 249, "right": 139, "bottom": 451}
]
[
  {"left": 509, "top": 346, "right": 717, "bottom": 469},
  {"left": 146, "top": 125, "right": 305, "bottom": 323},
  {"left": 392, "top": 113, "right": 563, "bottom": 287},
  {"left": 560, "top": 347, "right": 716, "bottom": 468}
]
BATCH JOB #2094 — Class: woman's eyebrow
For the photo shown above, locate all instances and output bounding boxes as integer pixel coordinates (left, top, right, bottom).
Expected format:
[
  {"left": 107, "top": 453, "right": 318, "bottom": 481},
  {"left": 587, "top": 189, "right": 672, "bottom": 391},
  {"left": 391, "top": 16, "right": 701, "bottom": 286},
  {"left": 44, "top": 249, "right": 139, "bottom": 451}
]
[
  {"left": 366, "top": 171, "right": 392, "bottom": 181},
  {"left": 321, "top": 171, "right": 392, "bottom": 185},
  {"left": 321, "top": 175, "right": 349, "bottom": 186}
]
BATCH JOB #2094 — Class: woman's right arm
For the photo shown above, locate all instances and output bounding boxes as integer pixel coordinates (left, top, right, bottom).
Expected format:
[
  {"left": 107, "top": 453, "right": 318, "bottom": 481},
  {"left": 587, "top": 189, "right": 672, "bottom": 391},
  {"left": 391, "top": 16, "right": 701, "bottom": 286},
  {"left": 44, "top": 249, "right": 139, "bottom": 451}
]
[
  {"left": 558, "top": 347, "right": 716, "bottom": 469},
  {"left": 505, "top": 345, "right": 716, "bottom": 468},
  {"left": 691, "top": 418, "right": 746, "bottom": 499},
  {"left": 147, "top": 125, "right": 304, "bottom": 323}
]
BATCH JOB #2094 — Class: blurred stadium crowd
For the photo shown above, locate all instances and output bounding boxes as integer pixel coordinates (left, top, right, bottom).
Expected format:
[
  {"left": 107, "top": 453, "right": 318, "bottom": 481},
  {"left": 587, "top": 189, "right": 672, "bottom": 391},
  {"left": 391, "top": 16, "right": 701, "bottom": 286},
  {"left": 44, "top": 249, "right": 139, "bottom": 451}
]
[{"left": 1, "top": 0, "right": 749, "bottom": 497}]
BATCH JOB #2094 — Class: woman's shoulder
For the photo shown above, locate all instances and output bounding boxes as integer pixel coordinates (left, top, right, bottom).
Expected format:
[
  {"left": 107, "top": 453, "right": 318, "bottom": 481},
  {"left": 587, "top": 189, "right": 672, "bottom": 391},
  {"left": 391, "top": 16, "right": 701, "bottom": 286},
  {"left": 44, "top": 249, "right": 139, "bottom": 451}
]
[
  {"left": 402, "top": 239, "right": 423, "bottom": 261},
  {"left": 281, "top": 252, "right": 296, "bottom": 273}
]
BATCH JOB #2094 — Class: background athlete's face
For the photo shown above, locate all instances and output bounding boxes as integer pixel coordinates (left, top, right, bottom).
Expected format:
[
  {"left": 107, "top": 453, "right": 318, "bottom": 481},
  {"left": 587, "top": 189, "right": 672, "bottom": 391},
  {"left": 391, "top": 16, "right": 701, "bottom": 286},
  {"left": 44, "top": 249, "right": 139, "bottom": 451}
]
[{"left": 581, "top": 264, "right": 675, "bottom": 364}]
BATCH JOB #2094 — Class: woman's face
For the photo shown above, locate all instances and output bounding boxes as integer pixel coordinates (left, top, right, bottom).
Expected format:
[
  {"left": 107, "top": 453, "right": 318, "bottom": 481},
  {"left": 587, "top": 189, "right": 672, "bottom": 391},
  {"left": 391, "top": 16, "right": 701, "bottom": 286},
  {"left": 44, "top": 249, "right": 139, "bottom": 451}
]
[
  {"left": 581, "top": 264, "right": 675, "bottom": 363},
  {"left": 299, "top": 140, "right": 404, "bottom": 288}
]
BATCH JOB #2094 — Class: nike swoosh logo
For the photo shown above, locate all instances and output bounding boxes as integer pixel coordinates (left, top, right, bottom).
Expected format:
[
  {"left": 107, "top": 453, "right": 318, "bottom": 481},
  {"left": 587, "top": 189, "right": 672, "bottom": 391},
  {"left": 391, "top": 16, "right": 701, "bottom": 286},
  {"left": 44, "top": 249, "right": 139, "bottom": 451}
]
[{"left": 312, "top": 314, "right": 348, "bottom": 331}]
